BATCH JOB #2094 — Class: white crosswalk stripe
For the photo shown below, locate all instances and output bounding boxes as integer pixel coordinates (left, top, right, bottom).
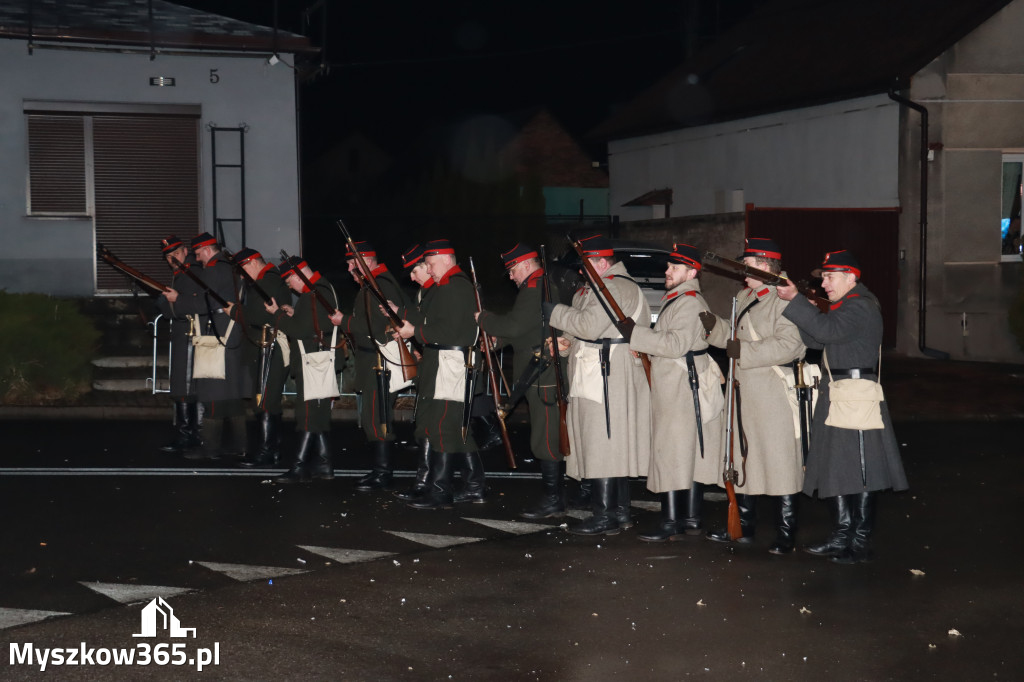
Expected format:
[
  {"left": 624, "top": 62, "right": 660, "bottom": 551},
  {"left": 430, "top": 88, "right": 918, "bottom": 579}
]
[
  {"left": 0, "top": 607, "right": 72, "bottom": 630},
  {"left": 298, "top": 546, "right": 397, "bottom": 564},
  {"left": 78, "top": 582, "right": 192, "bottom": 605},
  {"left": 385, "top": 530, "right": 484, "bottom": 548},
  {"left": 463, "top": 518, "right": 549, "bottom": 535},
  {"left": 193, "top": 561, "right": 309, "bottom": 582}
]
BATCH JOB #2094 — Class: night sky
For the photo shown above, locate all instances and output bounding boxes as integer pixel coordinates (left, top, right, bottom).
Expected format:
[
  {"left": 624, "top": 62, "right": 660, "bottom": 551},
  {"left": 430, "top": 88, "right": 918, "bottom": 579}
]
[{"left": 176, "top": 0, "right": 764, "bottom": 153}]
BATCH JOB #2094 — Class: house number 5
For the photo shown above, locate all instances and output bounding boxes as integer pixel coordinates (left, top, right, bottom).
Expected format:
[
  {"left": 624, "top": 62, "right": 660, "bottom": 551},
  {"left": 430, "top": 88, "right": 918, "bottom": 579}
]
[{"left": 209, "top": 69, "right": 220, "bottom": 84}]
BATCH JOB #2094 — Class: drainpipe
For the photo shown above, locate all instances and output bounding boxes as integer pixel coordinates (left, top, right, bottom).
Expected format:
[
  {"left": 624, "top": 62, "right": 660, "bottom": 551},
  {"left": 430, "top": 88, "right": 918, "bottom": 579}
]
[{"left": 887, "top": 83, "right": 949, "bottom": 360}]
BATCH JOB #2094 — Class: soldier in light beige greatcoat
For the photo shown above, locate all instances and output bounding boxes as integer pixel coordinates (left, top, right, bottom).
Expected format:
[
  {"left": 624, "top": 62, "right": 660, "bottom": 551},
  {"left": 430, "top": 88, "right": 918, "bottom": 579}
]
[
  {"left": 702, "top": 238, "right": 807, "bottom": 554},
  {"left": 619, "top": 244, "right": 725, "bottom": 542},
  {"left": 547, "top": 233, "right": 652, "bottom": 536}
]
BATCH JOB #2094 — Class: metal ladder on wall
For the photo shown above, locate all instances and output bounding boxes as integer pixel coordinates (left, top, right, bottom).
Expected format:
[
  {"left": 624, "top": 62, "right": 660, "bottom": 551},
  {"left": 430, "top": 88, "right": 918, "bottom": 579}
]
[{"left": 208, "top": 124, "right": 248, "bottom": 250}]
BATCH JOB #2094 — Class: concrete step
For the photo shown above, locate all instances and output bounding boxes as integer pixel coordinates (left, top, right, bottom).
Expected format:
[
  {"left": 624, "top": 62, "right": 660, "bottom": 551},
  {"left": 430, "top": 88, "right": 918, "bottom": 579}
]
[
  {"left": 92, "top": 378, "right": 169, "bottom": 392},
  {"left": 92, "top": 356, "right": 168, "bottom": 369}
]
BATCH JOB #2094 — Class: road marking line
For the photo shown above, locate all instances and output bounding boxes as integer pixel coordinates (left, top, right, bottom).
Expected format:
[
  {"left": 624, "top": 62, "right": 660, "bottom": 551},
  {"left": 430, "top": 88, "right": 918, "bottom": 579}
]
[
  {"left": 193, "top": 561, "right": 308, "bottom": 582},
  {"left": 0, "top": 607, "right": 72, "bottom": 630},
  {"left": 78, "top": 581, "right": 192, "bottom": 604},
  {"left": 385, "top": 531, "right": 484, "bottom": 548},
  {"left": 463, "top": 518, "right": 549, "bottom": 535},
  {"left": 298, "top": 546, "right": 397, "bottom": 564}
]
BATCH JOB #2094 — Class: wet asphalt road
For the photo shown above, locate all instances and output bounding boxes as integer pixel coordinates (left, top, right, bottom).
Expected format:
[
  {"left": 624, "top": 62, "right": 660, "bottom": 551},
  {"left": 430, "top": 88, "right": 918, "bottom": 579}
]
[{"left": 1, "top": 418, "right": 1022, "bottom": 681}]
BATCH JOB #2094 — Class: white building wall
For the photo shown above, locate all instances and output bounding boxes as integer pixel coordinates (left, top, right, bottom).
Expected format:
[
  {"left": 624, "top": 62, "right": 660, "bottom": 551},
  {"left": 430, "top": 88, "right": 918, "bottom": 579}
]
[
  {"left": 608, "top": 94, "right": 901, "bottom": 221},
  {"left": 0, "top": 38, "right": 302, "bottom": 295}
]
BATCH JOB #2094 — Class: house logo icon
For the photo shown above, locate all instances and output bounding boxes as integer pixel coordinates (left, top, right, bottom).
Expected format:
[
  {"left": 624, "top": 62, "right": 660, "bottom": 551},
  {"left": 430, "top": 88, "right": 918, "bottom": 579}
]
[{"left": 132, "top": 597, "right": 197, "bottom": 638}]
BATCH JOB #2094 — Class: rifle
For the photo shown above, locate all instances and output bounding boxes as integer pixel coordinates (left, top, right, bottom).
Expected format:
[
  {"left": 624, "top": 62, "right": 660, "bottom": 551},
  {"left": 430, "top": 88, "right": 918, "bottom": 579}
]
[
  {"left": 279, "top": 250, "right": 344, "bottom": 351},
  {"left": 163, "top": 247, "right": 230, "bottom": 309},
  {"left": 566, "top": 233, "right": 652, "bottom": 386},
  {"left": 364, "top": 288, "right": 393, "bottom": 437},
  {"left": 722, "top": 298, "right": 743, "bottom": 540},
  {"left": 539, "top": 245, "right": 571, "bottom": 457},
  {"left": 96, "top": 243, "right": 169, "bottom": 296},
  {"left": 336, "top": 220, "right": 418, "bottom": 382},
  {"left": 469, "top": 257, "right": 517, "bottom": 470},
  {"left": 793, "top": 359, "right": 812, "bottom": 466},
  {"left": 702, "top": 252, "right": 830, "bottom": 312}
]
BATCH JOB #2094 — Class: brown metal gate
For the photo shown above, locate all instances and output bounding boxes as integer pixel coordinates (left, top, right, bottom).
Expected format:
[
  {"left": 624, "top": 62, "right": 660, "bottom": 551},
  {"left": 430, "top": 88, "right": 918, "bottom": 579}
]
[
  {"left": 94, "top": 115, "right": 200, "bottom": 293},
  {"left": 745, "top": 206, "right": 900, "bottom": 347}
]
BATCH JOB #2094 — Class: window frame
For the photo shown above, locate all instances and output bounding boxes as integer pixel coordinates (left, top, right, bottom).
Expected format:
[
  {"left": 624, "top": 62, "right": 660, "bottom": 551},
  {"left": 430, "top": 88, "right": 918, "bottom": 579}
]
[{"left": 1000, "top": 153, "right": 1024, "bottom": 262}]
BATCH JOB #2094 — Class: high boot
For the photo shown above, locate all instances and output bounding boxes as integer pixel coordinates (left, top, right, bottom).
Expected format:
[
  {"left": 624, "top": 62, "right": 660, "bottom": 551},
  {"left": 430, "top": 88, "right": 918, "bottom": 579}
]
[
  {"left": 160, "top": 400, "right": 193, "bottom": 453},
  {"left": 566, "top": 478, "right": 593, "bottom": 511},
  {"left": 804, "top": 494, "right": 853, "bottom": 557},
  {"left": 614, "top": 477, "right": 633, "bottom": 529},
  {"left": 566, "top": 478, "right": 620, "bottom": 536},
  {"left": 310, "top": 433, "right": 334, "bottom": 481},
  {"left": 355, "top": 441, "right": 394, "bottom": 491},
  {"left": 240, "top": 412, "right": 280, "bottom": 468},
  {"left": 637, "top": 490, "right": 688, "bottom": 542},
  {"left": 472, "top": 413, "right": 503, "bottom": 451},
  {"left": 187, "top": 401, "right": 204, "bottom": 449},
  {"left": 394, "top": 440, "right": 431, "bottom": 501},
  {"left": 186, "top": 417, "right": 223, "bottom": 460},
  {"left": 519, "top": 460, "right": 566, "bottom": 519},
  {"left": 408, "top": 451, "right": 455, "bottom": 510},
  {"left": 683, "top": 482, "right": 704, "bottom": 535},
  {"left": 274, "top": 432, "right": 313, "bottom": 484},
  {"left": 832, "top": 492, "right": 876, "bottom": 564},
  {"left": 222, "top": 416, "right": 247, "bottom": 460},
  {"left": 707, "top": 493, "right": 757, "bottom": 544},
  {"left": 454, "top": 452, "right": 488, "bottom": 503},
  {"left": 768, "top": 494, "right": 800, "bottom": 555}
]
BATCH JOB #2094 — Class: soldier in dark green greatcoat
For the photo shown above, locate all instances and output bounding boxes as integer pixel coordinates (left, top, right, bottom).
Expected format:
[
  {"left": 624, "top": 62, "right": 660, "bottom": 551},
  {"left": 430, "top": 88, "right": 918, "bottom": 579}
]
[
  {"left": 329, "top": 241, "right": 409, "bottom": 491},
  {"left": 225, "top": 248, "right": 291, "bottom": 468},
  {"left": 394, "top": 239, "right": 483, "bottom": 509},
  {"left": 477, "top": 243, "right": 565, "bottom": 519},
  {"left": 267, "top": 256, "right": 341, "bottom": 484}
]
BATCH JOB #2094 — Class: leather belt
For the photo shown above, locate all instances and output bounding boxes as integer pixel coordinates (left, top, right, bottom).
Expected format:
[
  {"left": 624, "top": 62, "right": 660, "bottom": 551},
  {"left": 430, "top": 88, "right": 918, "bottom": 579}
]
[
  {"left": 578, "top": 337, "right": 629, "bottom": 346},
  {"left": 688, "top": 348, "right": 709, "bottom": 357},
  {"left": 831, "top": 368, "right": 877, "bottom": 379},
  {"left": 425, "top": 343, "right": 468, "bottom": 351}
]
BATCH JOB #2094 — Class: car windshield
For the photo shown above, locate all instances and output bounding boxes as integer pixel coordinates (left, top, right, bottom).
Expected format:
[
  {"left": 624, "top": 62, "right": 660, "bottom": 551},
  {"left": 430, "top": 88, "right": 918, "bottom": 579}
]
[{"left": 618, "top": 251, "right": 669, "bottom": 281}]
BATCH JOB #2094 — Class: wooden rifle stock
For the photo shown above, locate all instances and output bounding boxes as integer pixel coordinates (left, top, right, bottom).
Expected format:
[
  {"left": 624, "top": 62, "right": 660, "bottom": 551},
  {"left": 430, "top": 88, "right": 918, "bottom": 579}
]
[
  {"left": 164, "top": 251, "right": 230, "bottom": 308},
  {"left": 539, "top": 245, "right": 571, "bottom": 457},
  {"left": 336, "top": 220, "right": 417, "bottom": 381},
  {"left": 469, "top": 257, "right": 517, "bottom": 470},
  {"left": 567, "top": 235, "right": 652, "bottom": 386},
  {"left": 703, "top": 252, "right": 830, "bottom": 313},
  {"left": 723, "top": 298, "right": 743, "bottom": 540},
  {"left": 96, "top": 244, "right": 169, "bottom": 296}
]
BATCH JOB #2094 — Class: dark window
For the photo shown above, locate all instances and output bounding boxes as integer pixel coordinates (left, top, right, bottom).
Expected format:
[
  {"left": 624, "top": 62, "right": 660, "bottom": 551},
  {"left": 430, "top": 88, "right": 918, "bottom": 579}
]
[{"left": 27, "top": 114, "right": 87, "bottom": 215}]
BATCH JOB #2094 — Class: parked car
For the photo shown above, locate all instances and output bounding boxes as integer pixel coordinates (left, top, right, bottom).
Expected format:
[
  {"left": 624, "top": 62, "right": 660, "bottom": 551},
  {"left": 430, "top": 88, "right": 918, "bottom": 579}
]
[{"left": 551, "top": 240, "right": 673, "bottom": 325}]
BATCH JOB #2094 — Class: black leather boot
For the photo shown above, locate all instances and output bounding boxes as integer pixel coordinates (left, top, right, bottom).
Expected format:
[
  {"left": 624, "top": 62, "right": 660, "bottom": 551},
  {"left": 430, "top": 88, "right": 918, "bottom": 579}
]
[
  {"left": 472, "top": 413, "right": 504, "bottom": 451},
  {"left": 707, "top": 493, "right": 757, "bottom": 544},
  {"left": 274, "top": 432, "right": 313, "bottom": 484},
  {"left": 566, "top": 478, "right": 593, "bottom": 511},
  {"left": 614, "top": 477, "right": 633, "bottom": 529},
  {"left": 187, "top": 401, "right": 203, "bottom": 449},
  {"left": 222, "top": 416, "right": 247, "bottom": 460},
  {"left": 160, "top": 400, "right": 192, "bottom": 453},
  {"left": 186, "top": 417, "right": 223, "bottom": 460},
  {"left": 355, "top": 440, "right": 394, "bottom": 491},
  {"left": 805, "top": 495, "right": 853, "bottom": 557},
  {"left": 408, "top": 451, "right": 455, "bottom": 510},
  {"left": 768, "top": 494, "right": 799, "bottom": 555},
  {"left": 638, "top": 490, "right": 689, "bottom": 542},
  {"left": 683, "top": 482, "right": 704, "bottom": 535},
  {"left": 240, "top": 412, "right": 280, "bottom": 468},
  {"left": 395, "top": 440, "right": 431, "bottom": 501},
  {"left": 566, "top": 478, "right": 620, "bottom": 536},
  {"left": 832, "top": 492, "right": 875, "bottom": 564},
  {"left": 454, "top": 452, "right": 488, "bottom": 503},
  {"left": 310, "top": 433, "right": 334, "bottom": 481},
  {"left": 520, "top": 460, "right": 566, "bottom": 519}
]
